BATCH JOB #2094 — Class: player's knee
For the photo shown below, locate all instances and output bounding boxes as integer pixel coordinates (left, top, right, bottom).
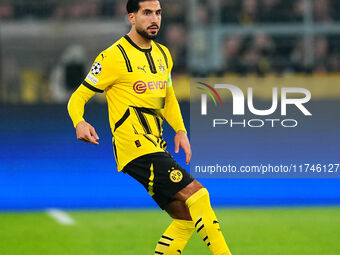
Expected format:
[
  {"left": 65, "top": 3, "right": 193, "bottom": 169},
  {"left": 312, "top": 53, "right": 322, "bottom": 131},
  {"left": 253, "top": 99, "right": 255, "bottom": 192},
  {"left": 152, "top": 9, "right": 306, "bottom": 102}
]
[{"left": 185, "top": 187, "right": 211, "bottom": 209}]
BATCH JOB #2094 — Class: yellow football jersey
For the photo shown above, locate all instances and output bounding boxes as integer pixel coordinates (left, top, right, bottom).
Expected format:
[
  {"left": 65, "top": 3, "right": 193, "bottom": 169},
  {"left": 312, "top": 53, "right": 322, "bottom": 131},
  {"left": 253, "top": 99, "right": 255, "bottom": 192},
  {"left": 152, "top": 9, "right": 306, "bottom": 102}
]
[{"left": 78, "top": 35, "right": 186, "bottom": 171}]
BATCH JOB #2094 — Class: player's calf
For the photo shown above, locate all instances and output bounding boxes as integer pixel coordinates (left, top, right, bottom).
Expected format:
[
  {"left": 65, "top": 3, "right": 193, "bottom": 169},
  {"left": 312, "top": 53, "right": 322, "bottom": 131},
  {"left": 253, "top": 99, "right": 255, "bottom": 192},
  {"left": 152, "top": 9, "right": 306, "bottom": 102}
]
[
  {"left": 154, "top": 219, "right": 195, "bottom": 255},
  {"left": 175, "top": 183, "right": 232, "bottom": 255}
]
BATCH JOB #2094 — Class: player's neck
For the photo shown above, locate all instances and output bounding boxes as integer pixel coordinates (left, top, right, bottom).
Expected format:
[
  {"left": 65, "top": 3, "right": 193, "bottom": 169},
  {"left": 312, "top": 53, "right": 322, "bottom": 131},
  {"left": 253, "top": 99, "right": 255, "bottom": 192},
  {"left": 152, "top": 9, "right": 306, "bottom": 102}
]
[{"left": 127, "top": 30, "right": 152, "bottom": 49}]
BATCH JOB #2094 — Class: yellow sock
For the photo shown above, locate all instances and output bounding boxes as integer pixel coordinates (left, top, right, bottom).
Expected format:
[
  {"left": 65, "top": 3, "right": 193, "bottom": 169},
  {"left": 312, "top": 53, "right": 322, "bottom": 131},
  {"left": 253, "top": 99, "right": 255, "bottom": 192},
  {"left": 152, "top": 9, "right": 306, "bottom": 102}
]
[
  {"left": 154, "top": 219, "right": 195, "bottom": 255},
  {"left": 185, "top": 188, "right": 232, "bottom": 255}
]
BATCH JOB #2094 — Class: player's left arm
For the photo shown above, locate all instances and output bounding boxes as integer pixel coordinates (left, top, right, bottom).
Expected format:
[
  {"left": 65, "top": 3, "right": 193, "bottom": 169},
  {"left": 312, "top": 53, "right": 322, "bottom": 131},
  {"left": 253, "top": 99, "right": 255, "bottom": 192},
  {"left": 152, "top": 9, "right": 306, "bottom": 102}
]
[{"left": 163, "top": 73, "right": 191, "bottom": 165}]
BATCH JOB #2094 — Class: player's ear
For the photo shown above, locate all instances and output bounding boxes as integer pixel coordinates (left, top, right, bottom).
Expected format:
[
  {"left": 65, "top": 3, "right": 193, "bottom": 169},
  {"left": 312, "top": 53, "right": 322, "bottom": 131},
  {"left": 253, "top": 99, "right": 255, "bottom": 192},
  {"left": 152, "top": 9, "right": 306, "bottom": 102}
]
[{"left": 128, "top": 13, "right": 135, "bottom": 25}]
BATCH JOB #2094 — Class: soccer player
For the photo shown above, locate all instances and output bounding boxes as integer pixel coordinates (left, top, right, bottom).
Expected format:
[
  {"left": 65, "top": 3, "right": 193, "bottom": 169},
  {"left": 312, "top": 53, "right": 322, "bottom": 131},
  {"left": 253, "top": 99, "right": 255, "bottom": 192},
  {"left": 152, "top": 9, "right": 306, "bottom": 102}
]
[{"left": 67, "top": 0, "right": 232, "bottom": 254}]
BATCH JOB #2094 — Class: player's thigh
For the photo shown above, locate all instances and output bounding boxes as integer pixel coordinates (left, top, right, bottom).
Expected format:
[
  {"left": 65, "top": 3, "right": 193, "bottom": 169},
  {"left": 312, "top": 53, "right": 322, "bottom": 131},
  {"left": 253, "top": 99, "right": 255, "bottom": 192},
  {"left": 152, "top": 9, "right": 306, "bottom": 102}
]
[
  {"left": 173, "top": 180, "right": 204, "bottom": 202},
  {"left": 123, "top": 152, "right": 195, "bottom": 210},
  {"left": 164, "top": 200, "right": 192, "bottom": 221}
]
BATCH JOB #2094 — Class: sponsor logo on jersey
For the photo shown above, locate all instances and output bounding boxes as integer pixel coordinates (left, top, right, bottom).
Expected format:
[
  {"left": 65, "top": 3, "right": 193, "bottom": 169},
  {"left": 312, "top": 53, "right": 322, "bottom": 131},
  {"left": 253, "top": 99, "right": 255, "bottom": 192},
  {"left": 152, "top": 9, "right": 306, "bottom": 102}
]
[{"left": 133, "top": 80, "right": 167, "bottom": 94}]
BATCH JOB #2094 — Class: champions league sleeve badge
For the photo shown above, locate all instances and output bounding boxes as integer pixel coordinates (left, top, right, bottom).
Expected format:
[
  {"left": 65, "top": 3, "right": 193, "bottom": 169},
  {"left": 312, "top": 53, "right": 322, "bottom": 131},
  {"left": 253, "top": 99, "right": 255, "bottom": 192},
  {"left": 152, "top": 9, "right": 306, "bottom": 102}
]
[{"left": 91, "top": 62, "right": 102, "bottom": 76}]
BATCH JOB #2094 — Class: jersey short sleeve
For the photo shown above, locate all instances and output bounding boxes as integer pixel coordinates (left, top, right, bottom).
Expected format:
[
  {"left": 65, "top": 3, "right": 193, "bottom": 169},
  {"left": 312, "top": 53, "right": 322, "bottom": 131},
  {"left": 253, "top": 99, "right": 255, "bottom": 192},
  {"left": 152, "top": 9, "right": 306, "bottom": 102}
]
[{"left": 83, "top": 50, "right": 119, "bottom": 93}]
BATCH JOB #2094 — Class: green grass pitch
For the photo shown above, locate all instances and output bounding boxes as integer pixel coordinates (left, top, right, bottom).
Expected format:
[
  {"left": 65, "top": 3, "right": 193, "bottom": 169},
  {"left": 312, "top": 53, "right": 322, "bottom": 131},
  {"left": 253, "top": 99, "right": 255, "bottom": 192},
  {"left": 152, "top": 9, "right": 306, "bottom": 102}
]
[{"left": 0, "top": 207, "right": 340, "bottom": 255}]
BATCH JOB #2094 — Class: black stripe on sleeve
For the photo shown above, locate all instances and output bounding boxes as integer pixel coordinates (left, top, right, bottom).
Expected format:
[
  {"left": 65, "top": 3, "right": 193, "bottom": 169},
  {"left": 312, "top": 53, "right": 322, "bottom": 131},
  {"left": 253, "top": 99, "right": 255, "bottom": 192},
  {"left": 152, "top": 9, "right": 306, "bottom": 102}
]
[
  {"left": 82, "top": 80, "right": 104, "bottom": 93},
  {"left": 114, "top": 109, "right": 130, "bottom": 131},
  {"left": 155, "top": 43, "right": 168, "bottom": 68},
  {"left": 117, "top": 44, "right": 133, "bottom": 72},
  {"left": 155, "top": 252, "right": 164, "bottom": 255}
]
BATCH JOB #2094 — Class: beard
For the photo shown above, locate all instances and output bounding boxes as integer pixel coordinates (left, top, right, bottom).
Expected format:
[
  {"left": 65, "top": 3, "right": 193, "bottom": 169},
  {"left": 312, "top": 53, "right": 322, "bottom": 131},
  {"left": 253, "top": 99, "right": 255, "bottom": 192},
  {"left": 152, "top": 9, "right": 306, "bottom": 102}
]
[{"left": 136, "top": 26, "right": 159, "bottom": 40}]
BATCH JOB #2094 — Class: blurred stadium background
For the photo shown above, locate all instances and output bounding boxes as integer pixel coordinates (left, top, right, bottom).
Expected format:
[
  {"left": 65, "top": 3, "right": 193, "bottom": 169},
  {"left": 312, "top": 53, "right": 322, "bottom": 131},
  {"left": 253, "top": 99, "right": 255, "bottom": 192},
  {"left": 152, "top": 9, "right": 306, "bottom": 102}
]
[{"left": 0, "top": 0, "right": 340, "bottom": 254}]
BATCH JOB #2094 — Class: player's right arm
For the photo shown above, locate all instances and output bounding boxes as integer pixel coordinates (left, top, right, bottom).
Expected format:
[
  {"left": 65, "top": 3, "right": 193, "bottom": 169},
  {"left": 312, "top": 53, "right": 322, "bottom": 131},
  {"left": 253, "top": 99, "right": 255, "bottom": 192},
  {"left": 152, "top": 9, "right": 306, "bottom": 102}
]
[
  {"left": 67, "top": 85, "right": 99, "bottom": 145},
  {"left": 67, "top": 49, "right": 118, "bottom": 145}
]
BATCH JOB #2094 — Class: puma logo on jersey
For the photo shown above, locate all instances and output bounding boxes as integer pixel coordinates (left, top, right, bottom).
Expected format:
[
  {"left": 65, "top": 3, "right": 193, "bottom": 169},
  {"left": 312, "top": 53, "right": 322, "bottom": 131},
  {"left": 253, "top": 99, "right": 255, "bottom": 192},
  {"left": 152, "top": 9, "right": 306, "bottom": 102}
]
[{"left": 137, "top": 65, "right": 147, "bottom": 73}]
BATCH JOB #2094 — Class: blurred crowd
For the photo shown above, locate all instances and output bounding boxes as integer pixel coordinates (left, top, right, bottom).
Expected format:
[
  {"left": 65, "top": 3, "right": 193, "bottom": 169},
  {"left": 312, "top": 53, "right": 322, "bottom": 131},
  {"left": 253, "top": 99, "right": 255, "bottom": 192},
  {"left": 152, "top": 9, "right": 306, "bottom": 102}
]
[
  {"left": 221, "top": 34, "right": 340, "bottom": 75},
  {"left": 1, "top": 0, "right": 340, "bottom": 75},
  {"left": 193, "top": 0, "right": 340, "bottom": 74},
  {"left": 219, "top": 0, "right": 339, "bottom": 24},
  {"left": 1, "top": 0, "right": 339, "bottom": 23}
]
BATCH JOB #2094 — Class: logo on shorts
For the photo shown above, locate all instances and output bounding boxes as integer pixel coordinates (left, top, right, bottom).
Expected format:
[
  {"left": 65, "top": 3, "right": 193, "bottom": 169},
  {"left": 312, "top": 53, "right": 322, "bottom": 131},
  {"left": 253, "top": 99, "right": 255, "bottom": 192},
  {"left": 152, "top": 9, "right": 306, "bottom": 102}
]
[{"left": 170, "top": 169, "right": 183, "bottom": 183}]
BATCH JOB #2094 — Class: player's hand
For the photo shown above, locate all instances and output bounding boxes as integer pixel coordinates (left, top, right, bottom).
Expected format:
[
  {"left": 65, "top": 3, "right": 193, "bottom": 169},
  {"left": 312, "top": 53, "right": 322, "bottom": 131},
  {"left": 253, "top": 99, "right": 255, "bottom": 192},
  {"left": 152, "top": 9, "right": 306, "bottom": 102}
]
[
  {"left": 174, "top": 130, "right": 191, "bottom": 165},
  {"left": 76, "top": 121, "right": 100, "bottom": 145}
]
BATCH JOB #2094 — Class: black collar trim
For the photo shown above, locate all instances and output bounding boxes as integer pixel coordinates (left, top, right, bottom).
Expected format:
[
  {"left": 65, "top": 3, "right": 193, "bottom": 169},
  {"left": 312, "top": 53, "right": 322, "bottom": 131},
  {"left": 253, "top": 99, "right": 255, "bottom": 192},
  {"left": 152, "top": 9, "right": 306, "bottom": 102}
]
[{"left": 124, "top": 35, "right": 152, "bottom": 52}]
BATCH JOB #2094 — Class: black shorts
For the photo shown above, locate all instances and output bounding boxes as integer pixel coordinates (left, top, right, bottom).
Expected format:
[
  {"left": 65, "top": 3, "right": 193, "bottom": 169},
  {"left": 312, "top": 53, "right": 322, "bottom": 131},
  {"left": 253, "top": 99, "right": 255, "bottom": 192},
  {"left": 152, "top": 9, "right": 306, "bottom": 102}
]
[{"left": 122, "top": 152, "right": 195, "bottom": 210}]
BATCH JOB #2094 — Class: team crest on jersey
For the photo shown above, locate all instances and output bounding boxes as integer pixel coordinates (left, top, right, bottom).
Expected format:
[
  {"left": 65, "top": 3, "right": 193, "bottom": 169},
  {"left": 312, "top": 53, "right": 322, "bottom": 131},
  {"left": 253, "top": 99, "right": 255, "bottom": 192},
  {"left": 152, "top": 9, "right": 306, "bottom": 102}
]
[
  {"left": 91, "top": 62, "right": 102, "bottom": 75},
  {"left": 158, "top": 59, "right": 166, "bottom": 74},
  {"left": 169, "top": 169, "right": 183, "bottom": 183}
]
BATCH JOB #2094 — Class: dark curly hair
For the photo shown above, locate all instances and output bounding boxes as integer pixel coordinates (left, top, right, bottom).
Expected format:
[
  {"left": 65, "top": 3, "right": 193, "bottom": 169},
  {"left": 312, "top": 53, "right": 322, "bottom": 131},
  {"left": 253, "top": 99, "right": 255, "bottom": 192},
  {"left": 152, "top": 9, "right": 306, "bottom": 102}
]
[{"left": 126, "top": 0, "right": 159, "bottom": 14}]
